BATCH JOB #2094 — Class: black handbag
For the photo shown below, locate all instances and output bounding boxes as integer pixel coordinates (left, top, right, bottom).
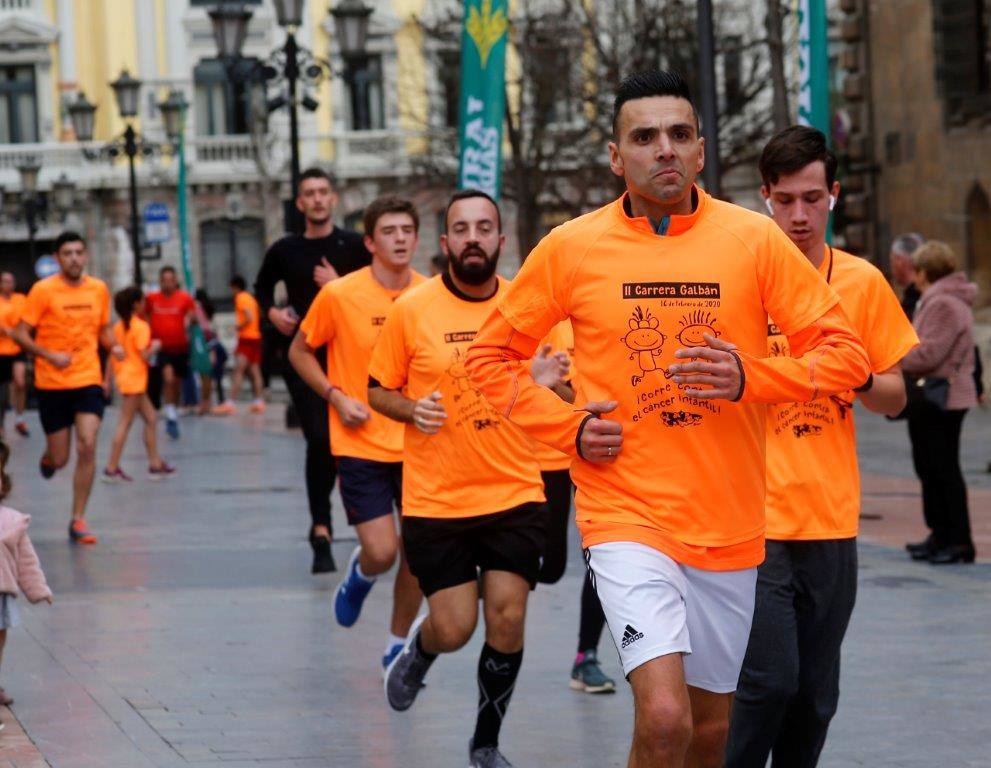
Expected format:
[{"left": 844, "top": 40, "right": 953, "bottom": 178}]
[{"left": 905, "top": 374, "right": 950, "bottom": 410}]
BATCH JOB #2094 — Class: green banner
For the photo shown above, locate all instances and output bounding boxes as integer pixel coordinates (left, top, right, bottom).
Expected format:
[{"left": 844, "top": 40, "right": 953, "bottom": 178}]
[
  {"left": 176, "top": 112, "right": 212, "bottom": 376},
  {"left": 797, "top": 0, "right": 830, "bottom": 134},
  {"left": 457, "top": 0, "right": 509, "bottom": 199}
]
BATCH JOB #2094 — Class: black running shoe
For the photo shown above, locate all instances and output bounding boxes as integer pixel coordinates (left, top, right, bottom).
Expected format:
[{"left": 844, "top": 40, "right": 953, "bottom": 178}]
[
  {"left": 39, "top": 453, "right": 56, "bottom": 480},
  {"left": 310, "top": 531, "right": 337, "bottom": 574}
]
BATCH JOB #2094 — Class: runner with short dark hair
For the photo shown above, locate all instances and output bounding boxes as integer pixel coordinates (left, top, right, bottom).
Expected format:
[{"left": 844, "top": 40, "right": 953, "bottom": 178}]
[
  {"left": 10, "top": 231, "right": 116, "bottom": 544},
  {"left": 254, "top": 167, "right": 371, "bottom": 574},
  {"left": 465, "top": 71, "right": 871, "bottom": 766},
  {"left": 289, "top": 194, "right": 426, "bottom": 670},
  {"left": 725, "top": 125, "right": 918, "bottom": 768},
  {"left": 146, "top": 265, "right": 196, "bottom": 439},
  {"left": 370, "top": 191, "right": 545, "bottom": 768}
]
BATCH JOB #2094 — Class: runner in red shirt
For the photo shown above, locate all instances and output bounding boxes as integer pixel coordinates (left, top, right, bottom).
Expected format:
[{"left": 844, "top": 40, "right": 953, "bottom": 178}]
[{"left": 145, "top": 266, "right": 195, "bottom": 439}]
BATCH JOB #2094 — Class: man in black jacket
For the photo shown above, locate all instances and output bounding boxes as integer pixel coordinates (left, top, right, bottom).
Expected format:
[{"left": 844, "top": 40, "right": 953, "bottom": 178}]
[{"left": 254, "top": 168, "right": 370, "bottom": 573}]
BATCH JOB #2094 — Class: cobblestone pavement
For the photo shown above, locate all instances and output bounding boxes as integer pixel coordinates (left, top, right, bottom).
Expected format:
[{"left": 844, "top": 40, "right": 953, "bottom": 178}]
[{"left": 0, "top": 404, "right": 988, "bottom": 767}]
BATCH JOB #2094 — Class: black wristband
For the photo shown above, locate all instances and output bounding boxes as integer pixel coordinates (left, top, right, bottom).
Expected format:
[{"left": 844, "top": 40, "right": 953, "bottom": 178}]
[
  {"left": 729, "top": 350, "right": 746, "bottom": 402},
  {"left": 575, "top": 412, "right": 596, "bottom": 460},
  {"left": 854, "top": 372, "right": 874, "bottom": 393}
]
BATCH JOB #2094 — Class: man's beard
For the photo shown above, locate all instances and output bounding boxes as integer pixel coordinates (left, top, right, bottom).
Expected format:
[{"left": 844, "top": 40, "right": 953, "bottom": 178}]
[{"left": 450, "top": 244, "right": 499, "bottom": 285}]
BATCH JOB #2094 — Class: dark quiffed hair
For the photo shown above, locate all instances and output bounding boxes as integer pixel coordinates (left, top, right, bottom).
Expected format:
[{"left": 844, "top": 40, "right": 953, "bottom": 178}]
[
  {"left": 230, "top": 275, "right": 247, "bottom": 291},
  {"left": 759, "top": 125, "right": 838, "bottom": 188},
  {"left": 114, "top": 286, "right": 144, "bottom": 331},
  {"left": 363, "top": 196, "right": 420, "bottom": 236},
  {"left": 612, "top": 70, "right": 700, "bottom": 136},
  {"left": 298, "top": 167, "right": 335, "bottom": 194},
  {"left": 53, "top": 230, "right": 86, "bottom": 253},
  {"left": 160, "top": 265, "right": 177, "bottom": 278},
  {"left": 443, "top": 189, "right": 502, "bottom": 233}
]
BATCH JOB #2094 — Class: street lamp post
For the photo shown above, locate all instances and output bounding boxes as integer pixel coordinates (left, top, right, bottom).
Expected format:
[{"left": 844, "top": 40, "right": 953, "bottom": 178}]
[
  {"left": 67, "top": 73, "right": 179, "bottom": 286},
  {"left": 17, "top": 160, "right": 41, "bottom": 263},
  {"left": 208, "top": 0, "right": 373, "bottom": 233}
]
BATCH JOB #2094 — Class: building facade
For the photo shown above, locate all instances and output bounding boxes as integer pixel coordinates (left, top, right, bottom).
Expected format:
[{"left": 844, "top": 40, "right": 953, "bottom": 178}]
[
  {"left": 836, "top": 0, "right": 991, "bottom": 309},
  {"left": 0, "top": 0, "right": 799, "bottom": 303}
]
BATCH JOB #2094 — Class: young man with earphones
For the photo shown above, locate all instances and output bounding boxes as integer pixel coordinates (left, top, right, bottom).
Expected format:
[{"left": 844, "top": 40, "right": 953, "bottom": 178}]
[{"left": 725, "top": 126, "right": 919, "bottom": 767}]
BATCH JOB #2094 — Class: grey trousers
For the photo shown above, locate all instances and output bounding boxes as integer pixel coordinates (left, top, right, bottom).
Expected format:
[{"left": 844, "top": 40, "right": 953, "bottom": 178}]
[{"left": 725, "top": 538, "right": 858, "bottom": 768}]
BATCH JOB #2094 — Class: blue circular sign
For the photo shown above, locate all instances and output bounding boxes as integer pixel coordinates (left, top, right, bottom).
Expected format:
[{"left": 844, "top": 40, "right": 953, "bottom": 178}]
[{"left": 35, "top": 255, "right": 59, "bottom": 279}]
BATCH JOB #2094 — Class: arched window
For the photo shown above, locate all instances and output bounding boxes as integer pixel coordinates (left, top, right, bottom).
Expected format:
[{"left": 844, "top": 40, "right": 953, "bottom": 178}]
[{"left": 965, "top": 183, "right": 991, "bottom": 302}]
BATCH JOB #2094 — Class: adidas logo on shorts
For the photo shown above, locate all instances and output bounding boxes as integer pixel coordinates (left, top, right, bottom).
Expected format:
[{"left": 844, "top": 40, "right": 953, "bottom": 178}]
[{"left": 621, "top": 624, "right": 644, "bottom": 649}]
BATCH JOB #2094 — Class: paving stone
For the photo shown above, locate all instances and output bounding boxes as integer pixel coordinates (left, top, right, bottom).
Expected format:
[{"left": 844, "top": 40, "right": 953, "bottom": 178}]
[{"left": 0, "top": 405, "right": 986, "bottom": 766}]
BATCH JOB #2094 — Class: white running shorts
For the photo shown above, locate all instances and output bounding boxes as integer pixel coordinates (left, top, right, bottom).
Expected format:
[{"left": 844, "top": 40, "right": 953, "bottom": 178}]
[{"left": 586, "top": 541, "right": 758, "bottom": 693}]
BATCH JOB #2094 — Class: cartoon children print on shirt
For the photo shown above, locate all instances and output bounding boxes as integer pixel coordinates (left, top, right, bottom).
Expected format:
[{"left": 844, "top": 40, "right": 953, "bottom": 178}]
[
  {"left": 447, "top": 347, "right": 480, "bottom": 402},
  {"left": 622, "top": 306, "right": 666, "bottom": 386},
  {"left": 675, "top": 309, "right": 720, "bottom": 347}
]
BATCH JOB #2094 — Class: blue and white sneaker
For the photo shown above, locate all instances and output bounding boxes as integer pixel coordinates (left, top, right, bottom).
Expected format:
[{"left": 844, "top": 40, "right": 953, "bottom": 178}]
[
  {"left": 333, "top": 547, "right": 375, "bottom": 627},
  {"left": 166, "top": 418, "right": 180, "bottom": 440},
  {"left": 382, "top": 641, "right": 404, "bottom": 671}
]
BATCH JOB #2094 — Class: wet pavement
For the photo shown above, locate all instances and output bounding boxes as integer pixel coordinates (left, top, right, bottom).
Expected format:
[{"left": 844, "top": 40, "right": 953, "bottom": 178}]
[{"left": 1, "top": 404, "right": 989, "bottom": 767}]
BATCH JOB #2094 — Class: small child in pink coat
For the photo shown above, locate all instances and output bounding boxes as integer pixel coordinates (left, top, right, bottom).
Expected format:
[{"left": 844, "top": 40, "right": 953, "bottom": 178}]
[{"left": 0, "top": 439, "right": 52, "bottom": 715}]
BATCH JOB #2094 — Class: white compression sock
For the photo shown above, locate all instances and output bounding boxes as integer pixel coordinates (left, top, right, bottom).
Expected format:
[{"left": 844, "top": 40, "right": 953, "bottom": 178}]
[
  {"left": 164, "top": 404, "right": 178, "bottom": 420},
  {"left": 385, "top": 633, "right": 405, "bottom": 653}
]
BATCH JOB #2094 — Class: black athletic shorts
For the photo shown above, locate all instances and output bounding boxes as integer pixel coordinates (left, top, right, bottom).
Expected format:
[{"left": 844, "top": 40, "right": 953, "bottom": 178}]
[
  {"left": 36, "top": 385, "right": 106, "bottom": 435},
  {"left": 337, "top": 456, "right": 402, "bottom": 525},
  {"left": 0, "top": 354, "right": 16, "bottom": 384},
  {"left": 402, "top": 502, "right": 547, "bottom": 597},
  {"left": 157, "top": 350, "right": 190, "bottom": 379}
]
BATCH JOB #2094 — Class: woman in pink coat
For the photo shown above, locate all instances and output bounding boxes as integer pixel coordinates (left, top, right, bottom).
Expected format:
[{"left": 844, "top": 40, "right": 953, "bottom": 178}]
[{"left": 0, "top": 439, "right": 53, "bottom": 714}]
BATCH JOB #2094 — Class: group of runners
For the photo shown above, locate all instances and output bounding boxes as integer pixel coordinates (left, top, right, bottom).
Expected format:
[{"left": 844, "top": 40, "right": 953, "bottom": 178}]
[
  {"left": 266, "top": 70, "right": 920, "bottom": 768},
  {"left": 0, "top": 231, "right": 270, "bottom": 544},
  {"left": 6, "top": 68, "right": 920, "bottom": 768}
]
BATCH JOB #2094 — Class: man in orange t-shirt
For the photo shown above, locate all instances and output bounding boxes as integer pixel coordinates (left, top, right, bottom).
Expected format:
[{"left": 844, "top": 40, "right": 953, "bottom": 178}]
[
  {"left": 465, "top": 71, "right": 870, "bottom": 767},
  {"left": 289, "top": 196, "right": 426, "bottom": 670},
  {"left": 11, "top": 231, "right": 117, "bottom": 545},
  {"left": 0, "top": 272, "right": 30, "bottom": 437},
  {"left": 214, "top": 276, "right": 265, "bottom": 415},
  {"left": 725, "top": 128, "right": 918, "bottom": 767},
  {"left": 369, "top": 191, "right": 545, "bottom": 768}
]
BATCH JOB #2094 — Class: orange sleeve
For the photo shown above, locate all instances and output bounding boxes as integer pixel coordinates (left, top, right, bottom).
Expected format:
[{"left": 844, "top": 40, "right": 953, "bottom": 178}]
[
  {"left": 20, "top": 283, "right": 47, "bottom": 327},
  {"left": 100, "top": 283, "right": 111, "bottom": 326},
  {"left": 300, "top": 285, "right": 335, "bottom": 348},
  {"left": 467, "top": 231, "right": 590, "bottom": 457},
  {"left": 468, "top": 311, "right": 592, "bottom": 457},
  {"left": 862, "top": 270, "right": 919, "bottom": 372},
  {"left": 738, "top": 302, "right": 871, "bottom": 404},
  {"left": 738, "top": 224, "right": 870, "bottom": 404},
  {"left": 134, "top": 321, "right": 151, "bottom": 351},
  {"left": 367, "top": 299, "right": 411, "bottom": 391}
]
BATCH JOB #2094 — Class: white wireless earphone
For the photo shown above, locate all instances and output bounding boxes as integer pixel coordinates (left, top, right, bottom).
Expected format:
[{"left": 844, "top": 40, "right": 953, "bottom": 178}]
[{"left": 764, "top": 195, "right": 836, "bottom": 215}]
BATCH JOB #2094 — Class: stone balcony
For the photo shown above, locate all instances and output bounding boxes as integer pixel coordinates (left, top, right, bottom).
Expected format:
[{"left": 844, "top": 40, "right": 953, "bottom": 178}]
[{"left": 0, "top": 128, "right": 416, "bottom": 196}]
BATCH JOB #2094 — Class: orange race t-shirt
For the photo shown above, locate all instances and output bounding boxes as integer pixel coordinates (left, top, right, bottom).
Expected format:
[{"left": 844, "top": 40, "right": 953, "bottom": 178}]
[
  {"left": 534, "top": 320, "right": 577, "bottom": 473},
  {"left": 112, "top": 317, "right": 152, "bottom": 395},
  {"left": 368, "top": 274, "right": 545, "bottom": 519},
  {"left": 301, "top": 266, "right": 426, "bottom": 463},
  {"left": 765, "top": 246, "right": 918, "bottom": 540},
  {"left": 145, "top": 290, "right": 195, "bottom": 352},
  {"left": 21, "top": 275, "right": 110, "bottom": 390},
  {"left": 0, "top": 292, "right": 26, "bottom": 356},
  {"left": 234, "top": 291, "right": 262, "bottom": 340},
  {"left": 490, "top": 189, "right": 843, "bottom": 571}
]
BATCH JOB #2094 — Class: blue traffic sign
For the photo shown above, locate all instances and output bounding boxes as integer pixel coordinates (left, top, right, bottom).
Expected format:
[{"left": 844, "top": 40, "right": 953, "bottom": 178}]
[
  {"left": 35, "top": 254, "right": 59, "bottom": 278},
  {"left": 143, "top": 202, "right": 171, "bottom": 245}
]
